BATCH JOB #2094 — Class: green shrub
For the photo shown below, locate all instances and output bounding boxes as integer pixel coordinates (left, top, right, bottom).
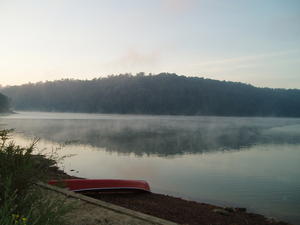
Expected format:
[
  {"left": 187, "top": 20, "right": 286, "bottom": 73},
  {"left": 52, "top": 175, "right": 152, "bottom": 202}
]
[{"left": 0, "top": 129, "right": 72, "bottom": 225}]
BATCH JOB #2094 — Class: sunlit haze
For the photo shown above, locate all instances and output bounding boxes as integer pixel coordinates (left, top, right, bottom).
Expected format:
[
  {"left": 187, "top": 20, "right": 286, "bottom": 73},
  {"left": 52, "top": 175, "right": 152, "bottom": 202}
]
[{"left": 0, "top": 0, "right": 299, "bottom": 88}]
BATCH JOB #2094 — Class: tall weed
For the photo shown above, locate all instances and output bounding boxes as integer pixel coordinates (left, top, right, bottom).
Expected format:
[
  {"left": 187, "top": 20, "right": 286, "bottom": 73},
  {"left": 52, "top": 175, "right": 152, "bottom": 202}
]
[{"left": 0, "top": 129, "right": 72, "bottom": 225}]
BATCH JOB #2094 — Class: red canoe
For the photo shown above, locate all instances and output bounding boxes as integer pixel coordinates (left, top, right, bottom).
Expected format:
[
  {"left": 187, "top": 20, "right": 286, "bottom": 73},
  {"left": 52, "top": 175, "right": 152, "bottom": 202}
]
[{"left": 48, "top": 179, "right": 151, "bottom": 192}]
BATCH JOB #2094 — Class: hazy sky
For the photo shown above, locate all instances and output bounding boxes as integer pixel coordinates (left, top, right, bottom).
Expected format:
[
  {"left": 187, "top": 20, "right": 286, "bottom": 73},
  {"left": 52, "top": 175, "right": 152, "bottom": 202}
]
[{"left": 0, "top": 0, "right": 299, "bottom": 88}]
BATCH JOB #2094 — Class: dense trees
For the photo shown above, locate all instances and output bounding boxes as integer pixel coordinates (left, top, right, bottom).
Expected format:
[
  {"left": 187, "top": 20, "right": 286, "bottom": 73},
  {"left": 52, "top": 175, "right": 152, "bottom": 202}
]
[
  {"left": 0, "top": 93, "right": 10, "bottom": 113},
  {"left": 2, "top": 73, "right": 300, "bottom": 117}
]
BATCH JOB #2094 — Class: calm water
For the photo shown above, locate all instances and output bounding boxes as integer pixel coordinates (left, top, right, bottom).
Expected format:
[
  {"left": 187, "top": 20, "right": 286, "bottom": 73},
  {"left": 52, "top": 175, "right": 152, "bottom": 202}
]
[{"left": 1, "top": 111, "right": 300, "bottom": 224}]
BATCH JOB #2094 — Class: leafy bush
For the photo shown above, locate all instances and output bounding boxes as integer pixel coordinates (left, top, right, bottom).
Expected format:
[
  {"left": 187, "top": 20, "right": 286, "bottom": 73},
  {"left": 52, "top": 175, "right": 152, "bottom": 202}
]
[{"left": 0, "top": 129, "right": 72, "bottom": 225}]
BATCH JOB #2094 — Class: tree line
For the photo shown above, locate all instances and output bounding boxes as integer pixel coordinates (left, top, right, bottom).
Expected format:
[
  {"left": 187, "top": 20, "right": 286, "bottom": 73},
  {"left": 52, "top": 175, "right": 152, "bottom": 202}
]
[
  {"left": 0, "top": 93, "right": 10, "bottom": 113},
  {"left": 2, "top": 73, "right": 300, "bottom": 117}
]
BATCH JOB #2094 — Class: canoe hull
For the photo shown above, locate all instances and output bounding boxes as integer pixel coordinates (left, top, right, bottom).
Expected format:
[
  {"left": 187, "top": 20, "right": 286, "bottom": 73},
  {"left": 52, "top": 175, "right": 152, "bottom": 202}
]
[{"left": 48, "top": 179, "right": 151, "bottom": 192}]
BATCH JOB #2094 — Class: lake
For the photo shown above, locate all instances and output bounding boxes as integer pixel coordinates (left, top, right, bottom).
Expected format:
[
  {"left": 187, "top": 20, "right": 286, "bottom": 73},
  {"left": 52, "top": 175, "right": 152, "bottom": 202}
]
[{"left": 1, "top": 111, "right": 300, "bottom": 224}]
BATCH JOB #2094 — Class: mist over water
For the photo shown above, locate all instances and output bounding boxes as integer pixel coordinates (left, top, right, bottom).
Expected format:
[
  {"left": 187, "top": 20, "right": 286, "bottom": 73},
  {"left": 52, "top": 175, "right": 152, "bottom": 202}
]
[
  {"left": 2, "top": 111, "right": 300, "bottom": 156},
  {"left": 1, "top": 111, "right": 300, "bottom": 224}
]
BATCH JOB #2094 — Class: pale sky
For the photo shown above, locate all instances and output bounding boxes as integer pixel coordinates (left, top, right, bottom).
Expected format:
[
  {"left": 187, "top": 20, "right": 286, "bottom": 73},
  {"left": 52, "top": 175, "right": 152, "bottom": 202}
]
[{"left": 0, "top": 0, "right": 299, "bottom": 88}]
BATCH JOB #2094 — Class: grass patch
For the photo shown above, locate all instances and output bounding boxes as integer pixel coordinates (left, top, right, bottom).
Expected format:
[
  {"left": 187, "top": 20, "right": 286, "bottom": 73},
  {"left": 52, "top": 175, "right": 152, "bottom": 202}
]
[{"left": 0, "top": 129, "right": 72, "bottom": 225}]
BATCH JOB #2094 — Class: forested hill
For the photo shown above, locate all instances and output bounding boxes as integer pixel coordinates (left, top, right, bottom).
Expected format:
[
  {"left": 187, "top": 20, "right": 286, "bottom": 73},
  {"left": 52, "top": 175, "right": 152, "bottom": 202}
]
[
  {"left": 0, "top": 93, "right": 10, "bottom": 113},
  {"left": 2, "top": 73, "right": 300, "bottom": 117}
]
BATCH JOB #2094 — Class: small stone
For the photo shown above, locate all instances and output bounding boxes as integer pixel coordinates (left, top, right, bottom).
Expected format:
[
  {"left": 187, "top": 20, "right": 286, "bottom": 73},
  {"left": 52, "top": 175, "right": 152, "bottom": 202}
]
[
  {"left": 212, "top": 208, "right": 230, "bottom": 216},
  {"left": 266, "top": 217, "right": 280, "bottom": 224},
  {"left": 235, "top": 207, "right": 247, "bottom": 212},
  {"left": 224, "top": 207, "right": 235, "bottom": 212}
]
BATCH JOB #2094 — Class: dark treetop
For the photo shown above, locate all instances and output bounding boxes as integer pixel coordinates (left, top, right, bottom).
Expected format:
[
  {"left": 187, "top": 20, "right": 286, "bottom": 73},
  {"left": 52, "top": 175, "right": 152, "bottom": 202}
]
[{"left": 2, "top": 73, "right": 300, "bottom": 117}]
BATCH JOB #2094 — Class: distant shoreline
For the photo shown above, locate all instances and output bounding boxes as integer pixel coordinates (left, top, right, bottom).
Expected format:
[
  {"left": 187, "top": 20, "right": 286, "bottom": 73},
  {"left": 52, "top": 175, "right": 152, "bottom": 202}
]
[
  {"left": 6, "top": 110, "right": 300, "bottom": 119},
  {"left": 0, "top": 110, "right": 16, "bottom": 116}
]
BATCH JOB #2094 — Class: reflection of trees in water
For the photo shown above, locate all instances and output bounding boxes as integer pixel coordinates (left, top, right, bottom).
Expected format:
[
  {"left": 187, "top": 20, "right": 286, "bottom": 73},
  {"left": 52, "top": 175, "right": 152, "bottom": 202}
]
[
  {"left": 87, "top": 127, "right": 261, "bottom": 156},
  {"left": 1, "top": 117, "right": 300, "bottom": 157}
]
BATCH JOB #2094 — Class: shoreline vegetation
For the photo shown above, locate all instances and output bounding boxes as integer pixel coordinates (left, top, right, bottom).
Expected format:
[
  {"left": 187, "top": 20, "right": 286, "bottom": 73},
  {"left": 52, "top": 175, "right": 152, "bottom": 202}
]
[
  {"left": 0, "top": 129, "right": 292, "bottom": 225},
  {"left": 2, "top": 73, "right": 300, "bottom": 117},
  {"left": 0, "top": 129, "right": 72, "bottom": 225}
]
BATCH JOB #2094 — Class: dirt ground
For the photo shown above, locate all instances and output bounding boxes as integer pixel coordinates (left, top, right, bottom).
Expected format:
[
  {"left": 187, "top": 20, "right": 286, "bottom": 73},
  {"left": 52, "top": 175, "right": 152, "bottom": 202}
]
[{"left": 84, "top": 191, "right": 291, "bottom": 225}]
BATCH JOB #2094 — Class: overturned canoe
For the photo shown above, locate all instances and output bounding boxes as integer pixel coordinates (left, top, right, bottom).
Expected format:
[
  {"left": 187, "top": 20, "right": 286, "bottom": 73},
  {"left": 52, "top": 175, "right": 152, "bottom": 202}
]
[{"left": 48, "top": 179, "right": 151, "bottom": 192}]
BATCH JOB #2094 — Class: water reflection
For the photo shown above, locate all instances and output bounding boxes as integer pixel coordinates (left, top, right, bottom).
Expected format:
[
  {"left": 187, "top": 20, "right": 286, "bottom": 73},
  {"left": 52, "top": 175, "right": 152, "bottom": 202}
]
[{"left": 1, "top": 112, "right": 300, "bottom": 156}]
